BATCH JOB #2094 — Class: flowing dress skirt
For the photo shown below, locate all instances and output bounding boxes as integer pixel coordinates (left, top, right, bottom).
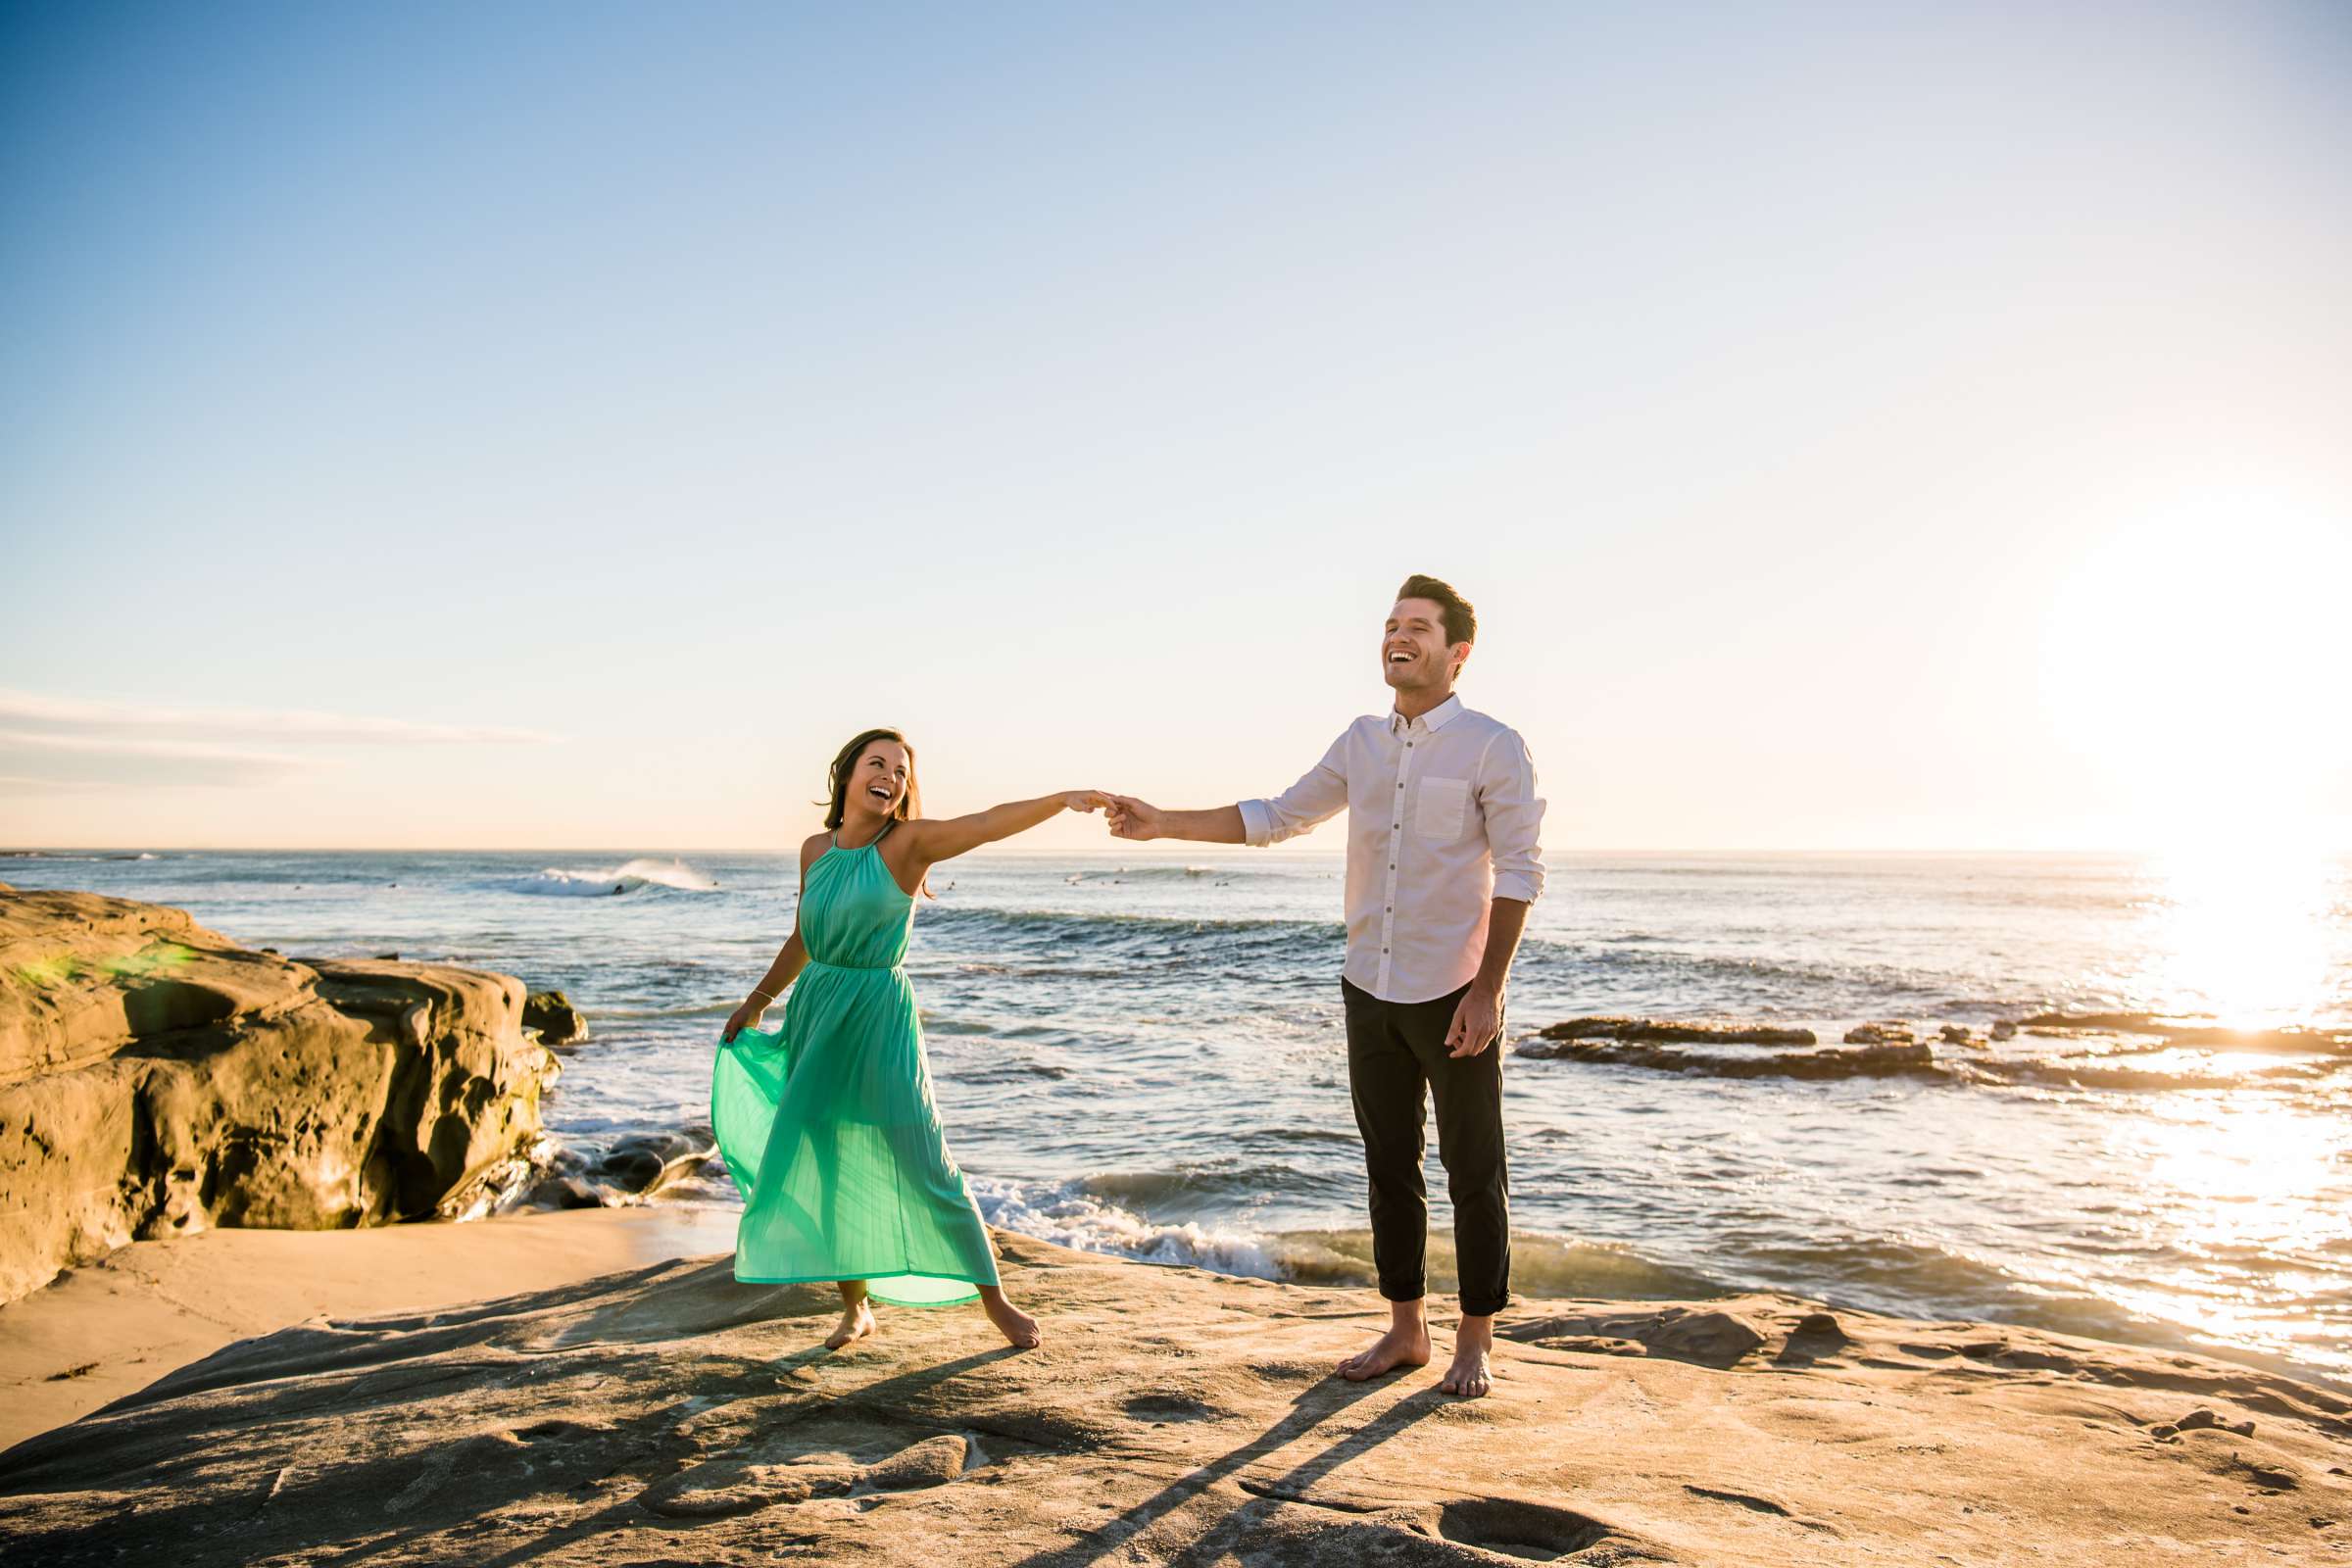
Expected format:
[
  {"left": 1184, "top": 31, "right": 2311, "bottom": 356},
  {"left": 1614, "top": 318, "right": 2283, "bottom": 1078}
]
[{"left": 712, "top": 958, "right": 999, "bottom": 1306}]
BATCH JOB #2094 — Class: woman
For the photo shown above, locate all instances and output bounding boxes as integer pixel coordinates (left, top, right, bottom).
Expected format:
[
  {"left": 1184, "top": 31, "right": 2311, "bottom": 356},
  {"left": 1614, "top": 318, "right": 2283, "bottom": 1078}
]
[{"left": 715, "top": 727, "right": 1107, "bottom": 1351}]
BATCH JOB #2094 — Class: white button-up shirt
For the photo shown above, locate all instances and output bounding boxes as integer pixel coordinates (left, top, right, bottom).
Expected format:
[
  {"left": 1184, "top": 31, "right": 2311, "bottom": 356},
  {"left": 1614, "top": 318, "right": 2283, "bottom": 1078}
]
[{"left": 1239, "top": 694, "right": 1546, "bottom": 1004}]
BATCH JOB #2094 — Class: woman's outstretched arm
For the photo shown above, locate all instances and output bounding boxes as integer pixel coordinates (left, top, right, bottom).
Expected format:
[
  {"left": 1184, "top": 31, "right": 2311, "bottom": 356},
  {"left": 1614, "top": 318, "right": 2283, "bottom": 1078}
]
[{"left": 906, "top": 791, "right": 1110, "bottom": 869}]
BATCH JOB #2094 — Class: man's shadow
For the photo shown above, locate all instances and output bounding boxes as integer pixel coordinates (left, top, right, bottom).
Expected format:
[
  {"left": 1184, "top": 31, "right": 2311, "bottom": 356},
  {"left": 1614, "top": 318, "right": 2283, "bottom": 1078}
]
[{"left": 1004, "top": 1372, "right": 1450, "bottom": 1568}]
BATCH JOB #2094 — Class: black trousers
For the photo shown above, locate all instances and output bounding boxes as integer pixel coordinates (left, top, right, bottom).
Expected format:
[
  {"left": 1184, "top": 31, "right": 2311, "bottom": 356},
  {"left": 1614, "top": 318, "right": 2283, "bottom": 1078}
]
[{"left": 1342, "top": 976, "right": 1510, "bottom": 1318}]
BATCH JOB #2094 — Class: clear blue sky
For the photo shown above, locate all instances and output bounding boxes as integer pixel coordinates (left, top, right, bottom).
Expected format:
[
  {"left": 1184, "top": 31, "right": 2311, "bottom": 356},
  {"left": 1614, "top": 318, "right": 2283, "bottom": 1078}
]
[{"left": 4, "top": 2, "right": 2347, "bottom": 851}]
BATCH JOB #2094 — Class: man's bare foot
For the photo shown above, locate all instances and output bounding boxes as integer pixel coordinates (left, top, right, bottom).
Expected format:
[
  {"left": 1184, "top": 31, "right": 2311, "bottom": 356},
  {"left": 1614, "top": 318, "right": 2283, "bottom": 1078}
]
[
  {"left": 1437, "top": 1315, "right": 1494, "bottom": 1397},
  {"left": 824, "top": 1298, "right": 875, "bottom": 1350},
  {"left": 1337, "top": 1320, "right": 1431, "bottom": 1382},
  {"left": 980, "top": 1289, "right": 1040, "bottom": 1349}
]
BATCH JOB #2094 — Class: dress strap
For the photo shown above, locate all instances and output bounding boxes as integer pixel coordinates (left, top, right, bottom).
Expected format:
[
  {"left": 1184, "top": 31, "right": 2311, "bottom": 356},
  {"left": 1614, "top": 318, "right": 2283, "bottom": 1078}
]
[{"left": 833, "top": 817, "right": 900, "bottom": 853}]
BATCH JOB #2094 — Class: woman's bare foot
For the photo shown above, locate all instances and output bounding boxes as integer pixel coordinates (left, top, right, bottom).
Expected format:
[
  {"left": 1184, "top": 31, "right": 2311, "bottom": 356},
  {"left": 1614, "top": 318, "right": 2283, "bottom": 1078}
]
[
  {"left": 825, "top": 1293, "right": 875, "bottom": 1350},
  {"left": 979, "top": 1287, "right": 1041, "bottom": 1349},
  {"left": 1338, "top": 1302, "right": 1431, "bottom": 1382},
  {"left": 1437, "top": 1315, "right": 1494, "bottom": 1397}
]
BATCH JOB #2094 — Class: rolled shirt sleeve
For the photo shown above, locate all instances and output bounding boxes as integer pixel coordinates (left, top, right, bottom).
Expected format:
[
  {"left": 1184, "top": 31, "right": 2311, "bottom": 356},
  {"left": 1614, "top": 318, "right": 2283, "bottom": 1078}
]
[
  {"left": 1239, "top": 732, "right": 1352, "bottom": 847},
  {"left": 1478, "top": 730, "right": 1546, "bottom": 904}
]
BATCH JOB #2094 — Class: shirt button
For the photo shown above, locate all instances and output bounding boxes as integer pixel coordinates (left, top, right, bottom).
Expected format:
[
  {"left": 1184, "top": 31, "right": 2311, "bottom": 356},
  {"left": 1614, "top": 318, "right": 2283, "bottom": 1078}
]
[{"left": 1396, "top": 782, "right": 1404, "bottom": 789}]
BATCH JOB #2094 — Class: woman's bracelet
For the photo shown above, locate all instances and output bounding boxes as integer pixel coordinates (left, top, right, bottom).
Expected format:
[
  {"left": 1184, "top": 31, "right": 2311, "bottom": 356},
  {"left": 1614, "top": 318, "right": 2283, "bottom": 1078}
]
[{"left": 749, "top": 987, "right": 776, "bottom": 1004}]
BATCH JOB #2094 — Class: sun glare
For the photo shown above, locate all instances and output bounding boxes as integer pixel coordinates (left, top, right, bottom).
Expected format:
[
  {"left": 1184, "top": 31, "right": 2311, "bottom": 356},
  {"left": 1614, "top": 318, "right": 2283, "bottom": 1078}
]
[
  {"left": 2041, "top": 488, "right": 2352, "bottom": 1035},
  {"left": 2137, "top": 843, "right": 2343, "bottom": 1028},
  {"left": 2040, "top": 491, "right": 2352, "bottom": 844}
]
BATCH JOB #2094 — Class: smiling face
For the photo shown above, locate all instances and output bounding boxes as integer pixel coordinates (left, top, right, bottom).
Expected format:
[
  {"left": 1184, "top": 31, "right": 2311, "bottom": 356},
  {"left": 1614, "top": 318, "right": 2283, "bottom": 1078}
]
[
  {"left": 1382, "top": 596, "right": 1470, "bottom": 694},
  {"left": 845, "top": 739, "right": 911, "bottom": 820}
]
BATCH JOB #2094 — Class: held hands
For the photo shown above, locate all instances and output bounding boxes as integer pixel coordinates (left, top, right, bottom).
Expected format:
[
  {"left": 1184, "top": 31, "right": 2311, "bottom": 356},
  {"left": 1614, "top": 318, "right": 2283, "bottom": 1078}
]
[
  {"left": 1060, "top": 790, "right": 1114, "bottom": 814},
  {"left": 1102, "top": 794, "right": 1163, "bottom": 840},
  {"left": 1445, "top": 984, "right": 1503, "bottom": 1058}
]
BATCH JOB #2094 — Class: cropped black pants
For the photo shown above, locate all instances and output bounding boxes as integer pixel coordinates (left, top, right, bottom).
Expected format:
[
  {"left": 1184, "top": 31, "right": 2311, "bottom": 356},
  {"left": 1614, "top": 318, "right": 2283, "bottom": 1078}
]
[{"left": 1342, "top": 976, "right": 1510, "bottom": 1318}]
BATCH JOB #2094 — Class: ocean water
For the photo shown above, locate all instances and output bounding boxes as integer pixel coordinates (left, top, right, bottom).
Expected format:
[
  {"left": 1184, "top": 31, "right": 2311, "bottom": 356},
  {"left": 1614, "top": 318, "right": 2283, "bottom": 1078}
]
[{"left": 8, "top": 847, "right": 2349, "bottom": 1383}]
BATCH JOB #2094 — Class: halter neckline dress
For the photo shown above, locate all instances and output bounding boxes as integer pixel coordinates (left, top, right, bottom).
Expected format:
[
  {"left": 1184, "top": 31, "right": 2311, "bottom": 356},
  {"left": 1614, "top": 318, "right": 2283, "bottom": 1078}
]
[{"left": 711, "top": 823, "right": 1000, "bottom": 1305}]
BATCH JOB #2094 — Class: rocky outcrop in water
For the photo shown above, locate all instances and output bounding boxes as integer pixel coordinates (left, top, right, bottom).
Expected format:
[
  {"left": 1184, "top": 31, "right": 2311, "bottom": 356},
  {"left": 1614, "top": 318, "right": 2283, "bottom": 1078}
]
[
  {"left": 0, "top": 885, "right": 557, "bottom": 1302},
  {"left": 1515, "top": 1031, "right": 2346, "bottom": 1093},
  {"left": 1539, "top": 1016, "right": 1817, "bottom": 1047},
  {"left": 519, "top": 1130, "right": 719, "bottom": 1210},
  {"left": 1518, "top": 1036, "right": 1938, "bottom": 1079},
  {"left": 2, "top": 1230, "right": 2344, "bottom": 1566},
  {"left": 2021, "top": 1012, "right": 2350, "bottom": 1054},
  {"left": 524, "top": 989, "right": 587, "bottom": 1048}
]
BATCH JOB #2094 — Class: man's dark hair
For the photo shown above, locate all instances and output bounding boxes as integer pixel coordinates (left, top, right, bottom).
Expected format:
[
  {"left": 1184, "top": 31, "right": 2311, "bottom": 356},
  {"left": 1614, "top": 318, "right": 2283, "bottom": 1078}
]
[{"left": 1396, "top": 573, "right": 1476, "bottom": 650}]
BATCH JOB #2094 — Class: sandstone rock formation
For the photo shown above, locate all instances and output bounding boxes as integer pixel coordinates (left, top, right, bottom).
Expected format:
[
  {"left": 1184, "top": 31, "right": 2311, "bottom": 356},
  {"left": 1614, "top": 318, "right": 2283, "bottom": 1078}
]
[
  {"left": 0, "top": 886, "right": 556, "bottom": 1302},
  {"left": 2, "top": 1231, "right": 2345, "bottom": 1565}
]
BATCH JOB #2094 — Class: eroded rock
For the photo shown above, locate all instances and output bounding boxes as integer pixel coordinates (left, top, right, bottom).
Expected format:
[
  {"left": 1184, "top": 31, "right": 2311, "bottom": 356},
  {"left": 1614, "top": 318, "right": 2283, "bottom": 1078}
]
[
  {"left": 0, "top": 888, "right": 556, "bottom": 1301},
  {"left": 522, "top": 989, "right": 586, "bottom": 1048}
]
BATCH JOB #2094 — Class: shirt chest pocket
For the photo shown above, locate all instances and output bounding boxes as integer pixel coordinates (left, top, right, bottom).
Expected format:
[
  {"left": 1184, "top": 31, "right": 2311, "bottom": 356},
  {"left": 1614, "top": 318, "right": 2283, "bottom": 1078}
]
[{"left": 1413, "top": 776, "right": 1470, "bottom": 842}]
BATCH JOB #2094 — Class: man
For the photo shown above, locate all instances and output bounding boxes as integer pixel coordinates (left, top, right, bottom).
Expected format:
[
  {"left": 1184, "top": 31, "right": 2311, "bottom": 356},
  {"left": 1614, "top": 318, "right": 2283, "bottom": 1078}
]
[{"left": 1105, "top": 574, "right": 1545, "bottom": 1398}]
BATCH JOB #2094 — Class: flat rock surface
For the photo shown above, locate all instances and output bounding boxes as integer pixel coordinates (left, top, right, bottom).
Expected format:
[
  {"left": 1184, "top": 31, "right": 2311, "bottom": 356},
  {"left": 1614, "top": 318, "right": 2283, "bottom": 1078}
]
[{"left": 3, "top": 1229, "right": 2347, "bottom": 1566}]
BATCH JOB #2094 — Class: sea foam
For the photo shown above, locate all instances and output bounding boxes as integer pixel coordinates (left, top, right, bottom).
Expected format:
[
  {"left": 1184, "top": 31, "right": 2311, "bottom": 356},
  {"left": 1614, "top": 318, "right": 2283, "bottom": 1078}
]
[
  {"left": 492, "top": 858, "right": 722, "bottom": 898},
  {"left": 969, "top": 1177, "right": 1286, "bottom": 1281}
]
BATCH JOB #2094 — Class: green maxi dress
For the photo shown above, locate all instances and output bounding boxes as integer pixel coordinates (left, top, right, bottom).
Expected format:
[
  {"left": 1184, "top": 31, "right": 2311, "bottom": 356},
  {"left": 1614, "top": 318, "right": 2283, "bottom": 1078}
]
[{"left": 711, "top": 827, "right": 1000, "bottom": 1305}]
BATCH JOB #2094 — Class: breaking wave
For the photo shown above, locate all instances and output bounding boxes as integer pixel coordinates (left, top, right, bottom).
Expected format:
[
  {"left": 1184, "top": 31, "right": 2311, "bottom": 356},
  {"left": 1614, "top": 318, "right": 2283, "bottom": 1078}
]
[
  {"left": 966, "top": 1176, "right": 1725, "bottom": 1300},
  {"left": 490, "top": 858, "right": 722, "bottom": 898}
]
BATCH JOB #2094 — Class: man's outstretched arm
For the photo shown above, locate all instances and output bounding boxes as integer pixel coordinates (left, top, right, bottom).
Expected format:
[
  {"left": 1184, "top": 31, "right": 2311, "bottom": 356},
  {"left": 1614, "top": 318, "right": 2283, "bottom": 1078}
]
[
  {"left": 1104, "top": 801, "right": 1248, "bottom": 843},
  {"left": 1109, "top": 733, "right": 1350, "bottom": 846}
]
